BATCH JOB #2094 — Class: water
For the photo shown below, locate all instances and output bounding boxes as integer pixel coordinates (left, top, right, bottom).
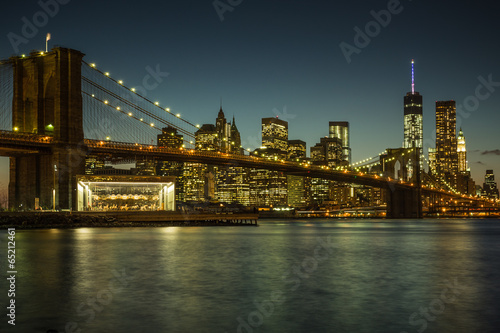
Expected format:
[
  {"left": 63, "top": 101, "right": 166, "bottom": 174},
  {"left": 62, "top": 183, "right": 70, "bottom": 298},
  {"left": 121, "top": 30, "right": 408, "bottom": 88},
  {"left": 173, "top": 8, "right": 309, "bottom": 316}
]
[{"left": 1, "top": 219, "right": 500, "bottom": 333}]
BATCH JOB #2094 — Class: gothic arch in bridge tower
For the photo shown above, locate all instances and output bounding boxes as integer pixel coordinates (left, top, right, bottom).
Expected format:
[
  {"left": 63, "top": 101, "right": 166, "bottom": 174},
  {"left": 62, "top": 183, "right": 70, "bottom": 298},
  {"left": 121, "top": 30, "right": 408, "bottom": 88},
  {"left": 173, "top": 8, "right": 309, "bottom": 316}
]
[
  {"left": 43, "top": 74, "right": 56, "bottom": 134},
  {"left": 406, "top": 158, "right": 414, "bottom": 181},
  {"left": 394, "top": 160, "right": 401, "bottom": 180}
]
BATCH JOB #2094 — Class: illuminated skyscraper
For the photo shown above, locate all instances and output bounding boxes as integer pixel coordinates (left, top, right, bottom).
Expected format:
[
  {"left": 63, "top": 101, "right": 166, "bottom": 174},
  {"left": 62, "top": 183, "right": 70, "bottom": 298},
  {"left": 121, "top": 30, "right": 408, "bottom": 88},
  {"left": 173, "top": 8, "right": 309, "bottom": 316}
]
[
  {"left": 195, "top": 124, "right": 218, "bottom": 151},
  {"left": 287, "top": 140, "right": 306, "bottom": 161},
  {"left": 403, "top": 60, "right": 423, "bottom": 154},
  {"left": 483, "top": 170, "right": 499, "bottom": 199},
  {"left": 309, "top": 137, "right": 344, "bottom": 205},
  {"left": 287, "top": 140, "right": 308, "bottom": 208},
  {"left": 428, "top": 148, "right": 437, "bottom": 175},
  {"left": 436, "top": 100, "right": 458, "bottom": 188},
  {"left": 85, "top": 155, "right": 105, "bottom": 174},
  {"left": 262, "top": 117, "right": 288, "bottom": 157},
  {"left": 249, "top": 117, "right": 289, "bottom": 207},
  {"left": 457, "top": 128, "right": 468, "bottom": 173},
  {"left": 329, "top": 121, "right": 350, "bottom": 165},
  {"left": 455, "top": 128, "right": 475, "bottom": 194},
  {"left": 328, "top": 124, "right": 352, "bottom": 206},
  {"left": 157, "top": 126, "right": 183, "bottom": 148},
  {"left": 157, "top": 126, "right": 184, "bottom": 200},
  {"left": 216, "top": 107, "right": 231, "bottom": 153},
  {"left": 230, "top": 116, "right": 243, "bottom": 154}
]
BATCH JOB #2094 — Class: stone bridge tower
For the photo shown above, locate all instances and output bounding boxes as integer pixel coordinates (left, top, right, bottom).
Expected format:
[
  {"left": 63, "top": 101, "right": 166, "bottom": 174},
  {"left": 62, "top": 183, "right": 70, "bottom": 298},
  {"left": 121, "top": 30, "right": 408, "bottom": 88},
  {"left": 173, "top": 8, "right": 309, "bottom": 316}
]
[{"left": 8, "top": 48, "right": 85, "bottom": 210}]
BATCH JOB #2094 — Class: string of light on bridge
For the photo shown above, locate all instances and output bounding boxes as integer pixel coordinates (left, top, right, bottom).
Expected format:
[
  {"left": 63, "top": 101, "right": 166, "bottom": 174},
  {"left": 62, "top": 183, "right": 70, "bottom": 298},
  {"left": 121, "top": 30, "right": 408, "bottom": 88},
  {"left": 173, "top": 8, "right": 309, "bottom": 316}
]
[
  {"left": 419, "top": 154, "right": 462, "bottom": 196},
  {"left": 82, "top": 91, "right": 200, "bottom": 146},
  {"left": 83, "top": 61, "right": 200, "bottom": 129},
  {"left": 82, "top": 60, "right": 255, "bottom": 153},
  {"left": 335, "top": 151, "right": 387, "bottom": 171}
]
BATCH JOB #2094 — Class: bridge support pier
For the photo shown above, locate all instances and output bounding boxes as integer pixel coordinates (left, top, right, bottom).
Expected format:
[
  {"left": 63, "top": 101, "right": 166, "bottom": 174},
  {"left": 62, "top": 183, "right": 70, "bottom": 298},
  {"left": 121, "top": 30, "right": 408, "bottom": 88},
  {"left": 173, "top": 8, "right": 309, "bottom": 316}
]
[
  {"left": 8, "top": 48, "right": 85, "bottom": 210},
  {"left": 386, "top": 186, "right": 422, "bottom": 219}
]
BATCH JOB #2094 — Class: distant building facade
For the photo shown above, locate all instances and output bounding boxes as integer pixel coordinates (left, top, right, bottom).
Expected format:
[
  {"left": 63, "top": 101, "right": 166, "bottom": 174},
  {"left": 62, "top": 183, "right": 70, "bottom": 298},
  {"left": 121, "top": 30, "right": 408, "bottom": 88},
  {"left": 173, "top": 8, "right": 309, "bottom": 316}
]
[
  {"left": 287, "top": 140, "right": 309, "bottom": 208},
  {"left": 483, "top": 170, "right": 499, "bottom": 199},
  {"left": 156, "top": 126, "right": 185, "bottom": 201},
  {"left": 435, "top": 100, "right": 458, "bottom": 189},
  {"left": 455, "top": 128, "right": 475, "bottom": 195},
  {"left": 262, "top": 117, "right": 288, "bottom": 157},
  {"left": 403, "top": 93, "right": 423, "bottom": 150},
  {"left": 329, "top": 121, "right": 350, "bottom": 165}
]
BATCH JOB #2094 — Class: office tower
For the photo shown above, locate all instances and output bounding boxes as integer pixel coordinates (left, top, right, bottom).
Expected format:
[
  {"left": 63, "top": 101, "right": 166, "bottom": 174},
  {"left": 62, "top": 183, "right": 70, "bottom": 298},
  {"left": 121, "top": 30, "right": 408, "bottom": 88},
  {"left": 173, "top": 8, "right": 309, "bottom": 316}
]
[
  {"left": 157, "top": 126, "right": 183, "bottom": 148},
  {"left": 327, "top": 124, "right": 352, "bottom": 205},
  {"left": 329, "top": 121, "right": 350, "bottom": 165},
  {"left": 287, "top": 140, "right": 307, "bottom": 161},
  {"left": 216, "top": 107, "right": 232, "bottom": 153},
  {"left": 216, "top": 166, "right": 250, "bottom": 205},
  {"left": 249, "top": 117, "right": 289, "bottom": 207},
  {"left": 287, "top": 140, "right": 308, "bottom": 208},
  {"left": 216, "top": 113, "right": 248, "bottom": 204},
  {"left": 483, "top": 170, "right": 499, "bottom": 199},
  {"left": 322, "top": 137, "right": 344, "bottom": 167},
  {"left": 195, "top": 124, "right": 218, "bottom": 151},
  {"left": 403, "top": 60, "right": 424, "bottom": 175},
  {"left": 230, "top": 116, "right": 243, "bottom": 154},
  {"left": 436, "top": 100, "right": 458, "bottom": 188},
  {"left": 157, "top": 126, "right": 185, "bottom": 200},
  {"left": 262, "top": 117, "right": 288, "bottom": 157},
  {"left": 85, "top": 155, "right": 105, "bottom": 175},
  {"left": 309, "top": 137, "right": 344, "bottom": 205},
  {"left": 456, "top": 128, "right": 475, "bottom": 195},
  {"left": 184, "top": 122, "right": 220, "bottom": 202},
  {"left": 309, "top": 142, "right": 329, "bottom": 205},
  {"left": 310, "top": 137, "right": 344, "bottom": 167},
  {"left": 403, "top": 60, "right": 423, "bottom": 150},
  {"left": 135, "top": 157, "right": 156, "bottom": 176},
  {"left": 428, "top": 148, "right": 437, "bottom": 175},
  {"left": 457, "top": 128, "right": 468, "bottom": 173},
  {"left": 180, "top": 162, "right": 207, "bottom": 202},
  {"left": 199, "top": 108, "right": 248, "bottom": 204}
]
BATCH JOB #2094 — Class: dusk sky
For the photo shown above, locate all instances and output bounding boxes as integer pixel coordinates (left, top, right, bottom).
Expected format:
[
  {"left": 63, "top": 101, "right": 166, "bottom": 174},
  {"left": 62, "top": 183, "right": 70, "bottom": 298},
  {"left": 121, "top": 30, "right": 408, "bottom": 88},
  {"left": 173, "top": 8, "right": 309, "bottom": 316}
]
[{"left": 1, "top": 0, "right": 500, "bottom": 193}]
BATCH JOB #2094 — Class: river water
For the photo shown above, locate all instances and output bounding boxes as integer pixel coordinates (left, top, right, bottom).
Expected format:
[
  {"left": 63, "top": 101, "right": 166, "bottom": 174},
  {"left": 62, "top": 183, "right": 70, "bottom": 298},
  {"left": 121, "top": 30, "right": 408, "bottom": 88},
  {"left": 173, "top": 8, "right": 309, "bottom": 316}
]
[{"left": 1, "top": 219, "right": 500, "bottom": 333}]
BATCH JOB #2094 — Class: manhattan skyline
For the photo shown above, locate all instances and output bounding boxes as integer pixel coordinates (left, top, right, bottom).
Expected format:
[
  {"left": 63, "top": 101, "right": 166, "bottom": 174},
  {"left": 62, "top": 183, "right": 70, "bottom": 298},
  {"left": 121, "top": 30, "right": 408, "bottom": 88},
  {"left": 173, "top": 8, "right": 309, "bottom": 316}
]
[{"left": 1, "top": 0, "right": 499, "bottom": 191}]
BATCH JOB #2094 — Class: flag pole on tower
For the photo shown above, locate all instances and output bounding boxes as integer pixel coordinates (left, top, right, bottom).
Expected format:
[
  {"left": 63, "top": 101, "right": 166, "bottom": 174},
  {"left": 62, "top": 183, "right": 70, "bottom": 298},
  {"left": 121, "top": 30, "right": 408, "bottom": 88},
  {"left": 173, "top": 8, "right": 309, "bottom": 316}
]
[{"left": 46, "top": 33, "right": 51, "bottom": 52}]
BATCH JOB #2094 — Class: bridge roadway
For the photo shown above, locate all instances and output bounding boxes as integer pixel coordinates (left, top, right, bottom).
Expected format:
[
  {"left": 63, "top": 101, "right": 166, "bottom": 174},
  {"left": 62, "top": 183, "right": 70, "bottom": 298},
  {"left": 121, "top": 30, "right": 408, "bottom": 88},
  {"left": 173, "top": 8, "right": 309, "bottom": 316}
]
[{"left": 0, "top": 130, "right": 482, "bottom": 201}]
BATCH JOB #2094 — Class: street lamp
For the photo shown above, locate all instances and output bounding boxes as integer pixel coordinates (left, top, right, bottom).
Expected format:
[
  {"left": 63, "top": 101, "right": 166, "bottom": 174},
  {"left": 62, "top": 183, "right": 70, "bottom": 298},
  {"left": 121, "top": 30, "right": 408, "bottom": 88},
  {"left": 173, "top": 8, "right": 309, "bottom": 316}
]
[{"left": 53, "top": 164, "right": 57, "bottom": 211}]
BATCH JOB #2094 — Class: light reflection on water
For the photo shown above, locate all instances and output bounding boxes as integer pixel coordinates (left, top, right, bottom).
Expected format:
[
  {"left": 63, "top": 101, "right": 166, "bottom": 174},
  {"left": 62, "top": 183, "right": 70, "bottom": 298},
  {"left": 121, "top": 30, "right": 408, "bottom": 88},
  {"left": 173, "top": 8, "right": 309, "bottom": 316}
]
[{"left": 1, "top": 219, "right": 500, "bottom": 333}]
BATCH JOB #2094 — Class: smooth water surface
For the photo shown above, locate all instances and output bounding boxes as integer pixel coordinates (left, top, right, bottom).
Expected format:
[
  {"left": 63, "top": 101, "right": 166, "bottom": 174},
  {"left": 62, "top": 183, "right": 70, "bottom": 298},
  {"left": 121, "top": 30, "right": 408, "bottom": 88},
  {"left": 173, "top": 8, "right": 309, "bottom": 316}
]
[{"left": 1, "top": 219, "right": 500, "bottom": 332}]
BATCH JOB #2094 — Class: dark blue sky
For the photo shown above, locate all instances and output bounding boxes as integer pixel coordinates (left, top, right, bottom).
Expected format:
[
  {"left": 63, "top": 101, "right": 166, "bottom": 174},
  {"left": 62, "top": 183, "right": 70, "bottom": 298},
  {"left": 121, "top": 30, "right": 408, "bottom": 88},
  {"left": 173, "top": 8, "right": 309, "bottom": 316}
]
[{"left": 1, "top": 0, "right": 500, "bottom": 191}]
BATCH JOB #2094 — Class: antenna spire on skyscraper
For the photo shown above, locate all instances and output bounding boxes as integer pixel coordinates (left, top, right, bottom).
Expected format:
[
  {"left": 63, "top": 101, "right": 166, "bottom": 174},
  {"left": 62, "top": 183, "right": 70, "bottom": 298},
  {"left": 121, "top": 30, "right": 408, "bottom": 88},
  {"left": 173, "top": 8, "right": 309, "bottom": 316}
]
[{"left": 411, "top": 59, "right": 415, "bottom": 94}]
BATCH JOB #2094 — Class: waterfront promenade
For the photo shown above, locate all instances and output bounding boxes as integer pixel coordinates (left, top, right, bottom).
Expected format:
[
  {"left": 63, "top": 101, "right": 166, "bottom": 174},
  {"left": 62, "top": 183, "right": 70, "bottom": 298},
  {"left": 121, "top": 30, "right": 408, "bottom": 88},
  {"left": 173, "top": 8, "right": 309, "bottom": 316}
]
[{"left": 0, "top": 211, "right": 258, "bottom": 229}]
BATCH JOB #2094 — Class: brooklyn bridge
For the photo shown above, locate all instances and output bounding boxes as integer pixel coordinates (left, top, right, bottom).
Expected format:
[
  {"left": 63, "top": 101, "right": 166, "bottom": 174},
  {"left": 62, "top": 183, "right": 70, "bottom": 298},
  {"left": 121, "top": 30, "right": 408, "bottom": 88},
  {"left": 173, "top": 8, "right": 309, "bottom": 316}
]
[{"left": 0, "top": 47, "right": 495, "bottom": 218}]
